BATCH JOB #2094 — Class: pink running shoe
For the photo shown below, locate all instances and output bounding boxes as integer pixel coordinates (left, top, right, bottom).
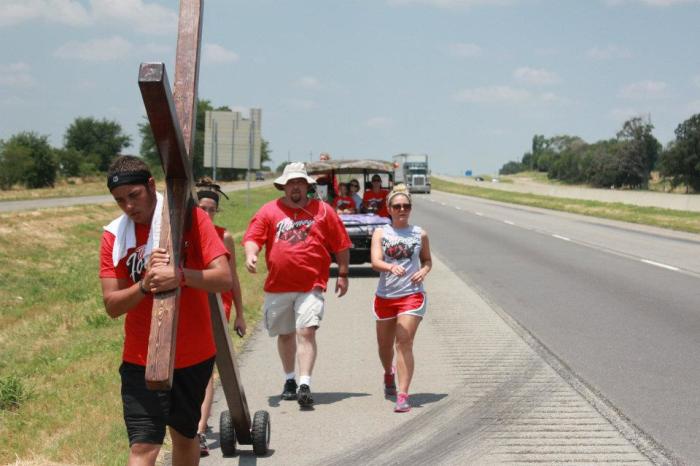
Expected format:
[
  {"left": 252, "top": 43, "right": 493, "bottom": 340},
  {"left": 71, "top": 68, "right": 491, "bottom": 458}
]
[
  {"left": 384, "top": 366, "right": 397, "bottom": 397},
  {"left": 394, "top": 393, "right": 411, "bottom": 413}
]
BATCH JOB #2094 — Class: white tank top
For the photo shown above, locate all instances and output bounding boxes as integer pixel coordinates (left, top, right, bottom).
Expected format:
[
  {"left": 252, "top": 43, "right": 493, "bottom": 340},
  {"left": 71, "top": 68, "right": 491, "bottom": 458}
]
[{"left": 376, "top": 224, "right": 424, "bottom": 298}]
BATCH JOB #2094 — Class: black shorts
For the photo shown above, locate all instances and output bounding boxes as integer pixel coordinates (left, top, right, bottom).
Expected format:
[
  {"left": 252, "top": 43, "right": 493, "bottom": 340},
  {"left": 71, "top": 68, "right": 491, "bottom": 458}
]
[{"left": 120, "top": 357, "right": 215, "bottom": 446}]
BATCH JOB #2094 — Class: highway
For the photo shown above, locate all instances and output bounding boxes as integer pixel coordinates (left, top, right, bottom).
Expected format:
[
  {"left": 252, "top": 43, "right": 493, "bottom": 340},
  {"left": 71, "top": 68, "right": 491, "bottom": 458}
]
[{"left": 412, "top": 190, "right": 700, "bottom": 464}]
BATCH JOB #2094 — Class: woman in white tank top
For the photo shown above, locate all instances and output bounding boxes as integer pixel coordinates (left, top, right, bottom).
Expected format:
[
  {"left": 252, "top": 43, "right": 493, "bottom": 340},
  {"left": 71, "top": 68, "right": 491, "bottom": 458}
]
[{"left": 370, "top": 184, "right": 432, "bottom": 413}]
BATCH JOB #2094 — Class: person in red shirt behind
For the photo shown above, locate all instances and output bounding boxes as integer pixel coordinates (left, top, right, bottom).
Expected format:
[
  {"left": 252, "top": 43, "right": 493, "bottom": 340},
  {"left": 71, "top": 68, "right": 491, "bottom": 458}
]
[
  {"left": 332, "top": 182, "right": 356, "bottom": 214},
  {"left": 99, "top": 156, "right": 232, "bottom": 466},
  {"left": 194, "top": 178, "right": 246, "bottom": 457},
  {"left": 362, "top": 173, "right": 390, "bottom": 217},
  {"left": 243, "top": 162, "right": 351, "bottom": 408}
]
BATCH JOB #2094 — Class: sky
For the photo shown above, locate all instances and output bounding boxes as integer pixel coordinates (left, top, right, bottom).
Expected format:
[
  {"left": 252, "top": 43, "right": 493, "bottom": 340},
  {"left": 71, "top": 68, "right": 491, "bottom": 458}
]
[{"left": 1, "top": 0, "right": 700, "bottom": 175}]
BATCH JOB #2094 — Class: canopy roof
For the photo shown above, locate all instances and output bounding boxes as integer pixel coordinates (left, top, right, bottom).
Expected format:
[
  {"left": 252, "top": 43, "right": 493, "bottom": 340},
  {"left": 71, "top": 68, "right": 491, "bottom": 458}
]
[{"left": 305, "top": 159, "right": 395, "bottom": 175}]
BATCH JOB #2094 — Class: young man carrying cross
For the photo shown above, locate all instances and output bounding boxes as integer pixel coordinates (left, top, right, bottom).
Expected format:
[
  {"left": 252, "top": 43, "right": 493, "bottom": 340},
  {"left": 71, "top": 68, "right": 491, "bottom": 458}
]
[{"left": 99, "top": 155, "right": 233, "bottom": 465}]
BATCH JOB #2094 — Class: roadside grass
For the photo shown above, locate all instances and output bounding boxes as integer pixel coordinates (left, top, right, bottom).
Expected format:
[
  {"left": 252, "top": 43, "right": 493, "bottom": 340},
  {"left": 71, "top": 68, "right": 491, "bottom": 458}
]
[
  {"left": 0, "top": 178, "right": 108, "bottom": 201},
  {"left": 431, "top": 177, "right": 700, "bottom": 234},
  {"left": 0, "top": 185, "right": 278, "bottom": 464}
]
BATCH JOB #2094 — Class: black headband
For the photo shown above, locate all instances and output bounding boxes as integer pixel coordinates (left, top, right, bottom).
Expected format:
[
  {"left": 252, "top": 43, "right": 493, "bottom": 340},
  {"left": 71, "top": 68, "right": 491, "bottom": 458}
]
[
  {"left": 197, "top": 190, "right": 220, "bottom": 204},
  {"left": 107, "top": 170, "right": 151, "bottom": 191}
]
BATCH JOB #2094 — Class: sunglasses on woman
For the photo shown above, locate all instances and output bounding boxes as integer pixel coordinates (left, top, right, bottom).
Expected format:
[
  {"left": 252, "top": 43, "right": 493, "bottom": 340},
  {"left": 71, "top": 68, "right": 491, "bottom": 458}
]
[{"left": 390, "top": 203, "right": 412, "bottom": 211}]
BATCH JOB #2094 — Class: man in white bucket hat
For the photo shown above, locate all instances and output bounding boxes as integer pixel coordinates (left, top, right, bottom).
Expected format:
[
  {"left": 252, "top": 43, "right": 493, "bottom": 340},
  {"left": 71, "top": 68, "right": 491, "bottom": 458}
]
[{"left": 243, "top": 162, "right": 351, "bottom": 407}]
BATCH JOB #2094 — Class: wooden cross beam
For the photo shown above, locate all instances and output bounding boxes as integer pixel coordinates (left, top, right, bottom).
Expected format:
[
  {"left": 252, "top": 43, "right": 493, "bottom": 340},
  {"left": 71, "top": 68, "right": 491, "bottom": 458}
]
[
  {"left": 138, "top": 0, "right": 203, "bottom": 391},
  {"left": 138, "top": 6, "right": 255, "bottom": 446}
]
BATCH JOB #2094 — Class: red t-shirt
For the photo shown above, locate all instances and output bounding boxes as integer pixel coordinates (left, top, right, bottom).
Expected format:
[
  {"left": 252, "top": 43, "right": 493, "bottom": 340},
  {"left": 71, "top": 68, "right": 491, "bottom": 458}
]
[
  {"left": 363, "top": 189, "right": 389, "bottom": 217},
  {"left": 214, "top": 225, "right": 234, "bottom": 321},
  {"left": 333, "top": 196, "right": 355, "bottom": 212},
  {"left": 99, "top": 207, "right": 229, "bottom": 368},
  {"left": 243, "top": 198, "right": 352, "bottom": 293}
]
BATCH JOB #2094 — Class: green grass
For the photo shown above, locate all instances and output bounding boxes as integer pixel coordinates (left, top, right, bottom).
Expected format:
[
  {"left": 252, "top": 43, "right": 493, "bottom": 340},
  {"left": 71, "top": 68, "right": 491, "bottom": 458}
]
[
  {"left": 0, "top": 185, "right": 278, "bottom": 464},
  {"left": 432, "top": 177, "right": 700, "bottom": 234}
]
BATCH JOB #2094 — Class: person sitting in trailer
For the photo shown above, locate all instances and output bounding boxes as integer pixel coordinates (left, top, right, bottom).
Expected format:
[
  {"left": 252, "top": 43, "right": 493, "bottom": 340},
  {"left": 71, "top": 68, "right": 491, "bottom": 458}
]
[
  {"left": 362, "top": 174, "right": 389, "bottom": 217},
  {"left": 332, "top": 182, "right": 356, "bottom": 214}
]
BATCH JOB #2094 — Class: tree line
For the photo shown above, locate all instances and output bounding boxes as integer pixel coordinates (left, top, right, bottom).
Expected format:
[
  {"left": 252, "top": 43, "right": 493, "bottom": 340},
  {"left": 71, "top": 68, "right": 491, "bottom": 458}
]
[
  {"left": 0, "top": 99, "right": 271, "bottom": 190},
  {"left": 499, "top": 114, "right": 700, "bottom": 193}
]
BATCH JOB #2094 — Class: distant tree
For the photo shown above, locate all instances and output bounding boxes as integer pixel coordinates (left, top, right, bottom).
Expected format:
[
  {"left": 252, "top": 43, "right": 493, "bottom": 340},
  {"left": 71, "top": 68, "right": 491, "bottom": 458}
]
[
  {"left": 55, "top": 147, "right": 100, "bottom": 177},
  {"left": 137, "top": 116, "right": 161, "bottom": 171},
  {"left": 499, "top": 160, "right": 524, "bottom": 175},
  {"left": 64, "top": 117, "right": 131, "bottom": 172},
  {"left": 0, "top": 142, "right": 32, "bottom": 189},
  {"left": 261, "top": 139, "right": 272, "bottom": 170},
  {"left": 276, "top": 161, "right": 290, "bottom": 173},
  {"left": 615, "top": 117, "right": 661, "bottom": 188},
  {"left": 585, "top": 140, "right": 624, "bottom": 188},
  {"left": 659, "top": 114, "right": 700, "bottom": 193},
  {"left": 0, "top": 132, "right": 58, "bottom": 189}
]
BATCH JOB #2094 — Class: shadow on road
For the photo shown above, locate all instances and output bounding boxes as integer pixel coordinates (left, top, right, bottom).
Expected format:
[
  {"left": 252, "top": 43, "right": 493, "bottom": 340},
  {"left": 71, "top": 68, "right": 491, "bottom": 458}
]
[
  {"left": 408, "top": 392, "right": 448, "bottom": 408},
  {"left": 330, "top": 266, "right": 379, "bottom": 278},
  {"left": 267, "top": 391, "right": 370, "bottom": 408}
]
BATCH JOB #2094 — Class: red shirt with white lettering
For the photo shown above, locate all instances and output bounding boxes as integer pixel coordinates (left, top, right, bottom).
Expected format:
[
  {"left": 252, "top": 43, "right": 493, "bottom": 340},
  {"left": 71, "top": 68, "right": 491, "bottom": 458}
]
[
  {"left": 362, "top": 189, "right": 389, "bottom": 217},
  {"left": 332, "top": 196, "right": 355, "bottom": 212},
  {"left": 243, "top": 198, "right": 351, "bottom": 293},
  {"left": 99, "top": 207, "right": 229, "bottom": 368}
]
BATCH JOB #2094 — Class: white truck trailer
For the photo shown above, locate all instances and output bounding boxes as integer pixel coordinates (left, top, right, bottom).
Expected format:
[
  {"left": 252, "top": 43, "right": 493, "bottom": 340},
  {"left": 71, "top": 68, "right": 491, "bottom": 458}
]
[{"left": 392, "top": 153, "right": 431, "bottom": 194}]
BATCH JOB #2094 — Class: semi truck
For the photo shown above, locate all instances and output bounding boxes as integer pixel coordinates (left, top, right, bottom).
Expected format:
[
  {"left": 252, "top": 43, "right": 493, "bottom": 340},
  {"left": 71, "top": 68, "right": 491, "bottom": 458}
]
[{"left": 392, "top": 153, "right": 431, "bottom": 194}]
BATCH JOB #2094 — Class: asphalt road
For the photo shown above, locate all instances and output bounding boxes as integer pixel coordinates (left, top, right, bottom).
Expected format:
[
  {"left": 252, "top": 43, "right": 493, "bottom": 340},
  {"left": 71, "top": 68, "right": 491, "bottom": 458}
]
[{"left": 412, "top": 190, "right": 700, "bottom": 463}]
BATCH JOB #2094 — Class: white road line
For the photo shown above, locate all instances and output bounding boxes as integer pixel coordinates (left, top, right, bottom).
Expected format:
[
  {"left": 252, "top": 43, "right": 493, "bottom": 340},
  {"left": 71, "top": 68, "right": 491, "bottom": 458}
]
[
  {"left": 552, "top": 234, "right": 571, "bottom": 241},
  {"left": 475, "top": 212, "right": 484, "bottom": 216},
  {"left": 504, "top": 220, "right": 515, "bottom": 225},
  {"left": 455, "top": 206, "right": 462, "bottom": 210},
  {"left": 440, "top": 202, "right": 447, "bottom": 206},
  {"left": 641, "top": 259, "right": 680, "bottom": 271}
]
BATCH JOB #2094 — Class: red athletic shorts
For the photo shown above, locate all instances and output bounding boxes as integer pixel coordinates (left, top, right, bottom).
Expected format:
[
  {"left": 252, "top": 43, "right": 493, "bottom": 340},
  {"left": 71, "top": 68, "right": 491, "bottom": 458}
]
[{"left": 373, "top": 292, "right": 426, "bottom": 320}]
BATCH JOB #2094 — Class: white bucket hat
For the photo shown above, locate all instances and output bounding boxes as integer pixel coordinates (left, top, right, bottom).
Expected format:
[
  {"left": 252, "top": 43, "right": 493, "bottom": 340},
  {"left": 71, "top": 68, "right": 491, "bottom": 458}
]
[{"left": 273, "top": 162, "right": 317, "bottom": 190}]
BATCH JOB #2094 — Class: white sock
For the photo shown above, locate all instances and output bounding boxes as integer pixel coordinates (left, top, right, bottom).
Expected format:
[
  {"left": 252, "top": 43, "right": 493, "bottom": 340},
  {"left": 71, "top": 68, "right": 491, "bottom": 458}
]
[
  {"left": 285, "top": 372, "right": 295, "bottom": 381},
  {"left": 299, "top": 375, "right": 311, "bottom": 387}
]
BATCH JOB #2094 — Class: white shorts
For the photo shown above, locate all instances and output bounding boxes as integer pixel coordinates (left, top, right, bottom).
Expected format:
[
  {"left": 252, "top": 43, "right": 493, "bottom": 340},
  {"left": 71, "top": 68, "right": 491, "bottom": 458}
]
[{"left": 263, "top": 289, "right": 325, "bottom": 337}]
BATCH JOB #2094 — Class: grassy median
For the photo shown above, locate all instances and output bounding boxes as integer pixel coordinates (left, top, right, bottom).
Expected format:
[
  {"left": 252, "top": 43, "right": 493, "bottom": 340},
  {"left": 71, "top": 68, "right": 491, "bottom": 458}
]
[
  {"left": 432, "top": 178, "right": 700, "bottom": 235},
  {"left": 0, "top": 185, "right": 278, "bottom": 465}
]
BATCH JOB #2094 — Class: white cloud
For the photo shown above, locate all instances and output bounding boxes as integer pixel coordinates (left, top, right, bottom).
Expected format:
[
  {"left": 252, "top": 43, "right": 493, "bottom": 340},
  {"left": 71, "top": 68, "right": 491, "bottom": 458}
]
[
  {"left": 609, "top": 107, "right": 644, "bottom": 123},
  {"left": 586, "top": 45, "right": 632, "bottom": 60},
  {"left": 0, "top": 0, "right": 90, "bottom": 27},
  {"left": 203, "top": 43, "right": 239, "bottom": 64},
  {"left": 90, "top": 0, "right": 177, "bottom": 35},
  {"left": 140, "top": 43, "right": 173, "bottom": 58},
  {"left": 388, "top": 0, "right": 514, "bottom": 8},
  {"left": 0, "top": 0, "right": 177, "bottom": 35},
  {"left": 0, "top": 62, "right": 37, "bottom": 88},
  {"left": 286, "top": 99, "right": 317, "bottom": 110},
  {"left": 453, "top": 85, "right": 531, "bottom": 103},
  {"left": 448, "top": 43, "right": 482, "bottom": 58},
  {"left": 296, "top": 76, "right": 321, "bottom": 90},
  {"left": 514, "top": 67, "right": 559, "bottom": 85},
  {"left": 618, "top": 80, "right": 667, "bottom": 99},
  {"left": 366, "top": 116, "right": 395, "bottom": 129},
  {"left": 453, "top": 85, "right": 566, "bottom": 105},
  {"left": 54, "top": 36, "right": 132, "bottom": 62},
  {"left": 693, "top": 75, "right": 700, "bottom": 88}
]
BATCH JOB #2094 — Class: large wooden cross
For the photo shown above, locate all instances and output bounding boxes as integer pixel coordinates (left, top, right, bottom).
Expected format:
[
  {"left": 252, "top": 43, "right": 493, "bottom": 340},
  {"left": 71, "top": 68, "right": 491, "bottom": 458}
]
[{"left": 136, "top": 2, "right": 253, "bottom": 441}]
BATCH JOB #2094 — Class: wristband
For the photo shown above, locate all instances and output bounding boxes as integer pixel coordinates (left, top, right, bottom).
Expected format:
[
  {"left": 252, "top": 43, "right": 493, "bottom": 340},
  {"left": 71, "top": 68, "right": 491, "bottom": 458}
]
[
  {"left": 338, "top": 272, "right": 348, "bottom": 278},
  {"left": 138, "top": 280, "right": 150, "bottom": 295}
]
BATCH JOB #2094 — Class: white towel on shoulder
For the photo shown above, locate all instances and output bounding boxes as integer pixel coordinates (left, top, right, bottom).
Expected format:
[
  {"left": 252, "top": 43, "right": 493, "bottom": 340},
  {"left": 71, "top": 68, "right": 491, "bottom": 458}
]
[{"left": 104, "top": 192, "right": 164, "bottom": 267}]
